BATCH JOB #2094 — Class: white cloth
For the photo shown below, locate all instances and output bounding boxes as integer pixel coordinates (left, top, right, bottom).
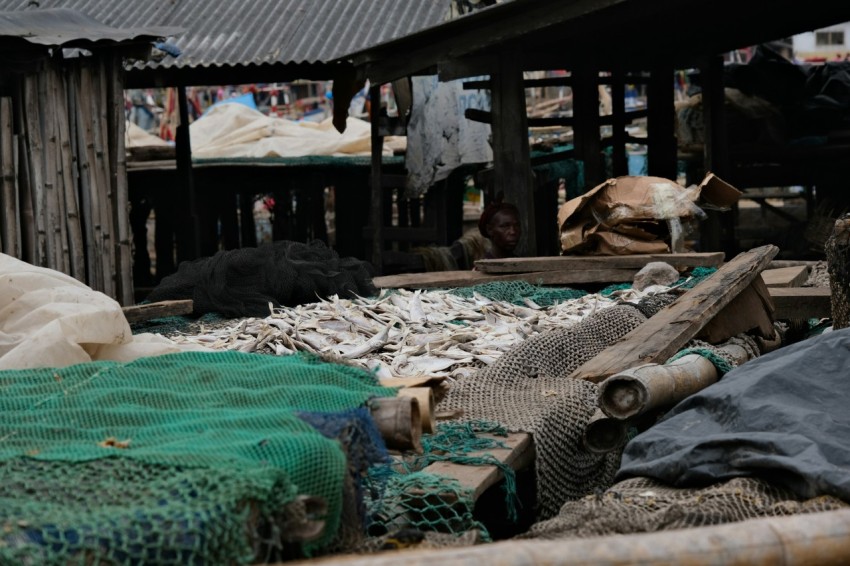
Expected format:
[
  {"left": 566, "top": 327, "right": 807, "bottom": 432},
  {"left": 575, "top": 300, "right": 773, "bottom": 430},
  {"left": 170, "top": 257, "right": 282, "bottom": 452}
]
[
  {"left": 405, "top": 75, "right": 493, "bottom": 196},
  {"left": 0, "top": 254, "right": 204, "bottom": 370}
]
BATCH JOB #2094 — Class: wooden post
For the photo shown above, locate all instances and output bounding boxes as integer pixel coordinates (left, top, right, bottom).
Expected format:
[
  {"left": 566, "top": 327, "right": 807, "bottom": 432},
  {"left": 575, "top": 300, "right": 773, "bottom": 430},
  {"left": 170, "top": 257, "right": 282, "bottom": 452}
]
[
  {"left": 610, "top": 70, "right": 628, "bottom": 176},
  {"left": 700, "top": 55, "right": 733, "bottom": 253},
  {"left": 369, "top": 85, "right": 384, "bottom": 274},
  {"left": 41, "top": 64, "right": 67, "bottom": 273},
  {"left": 176, "top": 86, "right": 200, "bottom": 261},
  {"left": 15, "top": 80, "right": 35, "bottom": 264},
  {"left": 647, "top": 64, "right": 677, "bottom": 181},
  {"left": 572, "top": 66, "right": 603, "bottom": 189},
  {"left": 491, "top": 48, "right": 535, "bottom": 255}
]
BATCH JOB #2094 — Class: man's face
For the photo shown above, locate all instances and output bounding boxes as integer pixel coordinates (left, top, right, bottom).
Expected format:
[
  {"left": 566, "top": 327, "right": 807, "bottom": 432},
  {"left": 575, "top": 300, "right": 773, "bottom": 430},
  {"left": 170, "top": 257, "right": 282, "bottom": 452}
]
[{"left": 487, "top": 209, "right": 521, "bottom": 252}]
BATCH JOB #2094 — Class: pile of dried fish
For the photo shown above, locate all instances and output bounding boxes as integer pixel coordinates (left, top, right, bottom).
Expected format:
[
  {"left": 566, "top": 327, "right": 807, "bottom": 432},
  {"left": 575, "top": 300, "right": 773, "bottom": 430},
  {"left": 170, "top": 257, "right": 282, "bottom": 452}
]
[{"left": 170, "top": 287, "right": 663, "bottom": 381}]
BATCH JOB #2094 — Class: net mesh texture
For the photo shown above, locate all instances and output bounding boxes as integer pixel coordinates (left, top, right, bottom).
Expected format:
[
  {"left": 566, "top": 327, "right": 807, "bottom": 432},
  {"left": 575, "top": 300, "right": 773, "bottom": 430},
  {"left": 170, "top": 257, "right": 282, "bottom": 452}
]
[{"left": 0, "top": 351, "right": 395, "bottom": 563}]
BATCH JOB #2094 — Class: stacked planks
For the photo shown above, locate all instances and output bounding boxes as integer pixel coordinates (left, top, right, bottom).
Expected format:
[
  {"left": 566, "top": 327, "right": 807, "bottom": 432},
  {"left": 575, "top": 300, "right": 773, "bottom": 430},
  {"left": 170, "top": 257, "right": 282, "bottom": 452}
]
[{"left": 373, "top": 252, "right": 725, "bottom": 289}]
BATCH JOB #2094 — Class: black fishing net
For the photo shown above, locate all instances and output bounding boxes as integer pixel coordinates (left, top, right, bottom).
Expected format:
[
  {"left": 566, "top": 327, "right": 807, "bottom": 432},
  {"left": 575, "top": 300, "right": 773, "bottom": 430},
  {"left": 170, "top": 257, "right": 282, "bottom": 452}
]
[{"left": 145, "top": 240, "right": 376, "bottom": 318}]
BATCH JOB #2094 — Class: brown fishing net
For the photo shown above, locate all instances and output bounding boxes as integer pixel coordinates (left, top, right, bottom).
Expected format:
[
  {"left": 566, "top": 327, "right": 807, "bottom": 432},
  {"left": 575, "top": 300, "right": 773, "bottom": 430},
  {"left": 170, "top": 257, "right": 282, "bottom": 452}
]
[
  {"left": 521, "top": 476, "right": 850, "bottom": 540},
  {"left": 439, "top": 297, "right": 678, "bottom": 519}
]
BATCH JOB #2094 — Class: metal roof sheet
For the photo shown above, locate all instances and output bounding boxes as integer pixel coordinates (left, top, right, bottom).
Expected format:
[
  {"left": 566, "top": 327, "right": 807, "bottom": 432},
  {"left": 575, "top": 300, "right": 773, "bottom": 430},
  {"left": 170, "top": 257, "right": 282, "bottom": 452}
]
[
  {"left": 0, "top": 0, "right": 449, "bottom": 69},
  {"left": 0, "top": 7, "right": 178, "bottom": 45}
]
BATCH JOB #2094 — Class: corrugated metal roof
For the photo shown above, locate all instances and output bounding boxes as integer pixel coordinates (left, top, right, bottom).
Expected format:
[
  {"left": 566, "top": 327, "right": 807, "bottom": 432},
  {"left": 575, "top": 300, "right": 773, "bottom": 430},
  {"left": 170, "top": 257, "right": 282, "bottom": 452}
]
[
  {"left": 0, "top": 0, "right": 449, "bottom": 69},
  {"left": 0, "top": 8, "right": 178, "bottom": 45}
]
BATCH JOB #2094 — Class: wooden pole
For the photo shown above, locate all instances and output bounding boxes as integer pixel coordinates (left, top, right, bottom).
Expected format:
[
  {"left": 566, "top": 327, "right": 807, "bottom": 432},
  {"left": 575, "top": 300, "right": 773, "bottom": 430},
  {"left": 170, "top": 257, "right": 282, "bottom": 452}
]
[
  {"left": 41, "top": 63, "right": 67, "bottom": 272},
  {"left": 0, "top": 97, "right": 17, "bottom": 257},
  {"left": 700, "top": 55, "right": 731, "bottom": 253},
  {"left": 369, "top": 85, "right": 384, "bottom": 275},
  {"left": 491, "top": 47, "right": 535, "bottom": 255},
  {"left": 610, "top": 70, "right": 628, "bottom": 177},
  {"left": 175, "top": 85, "right": 200, "bottom": 261},
  {"left": 573, "top": 66, "right": 603, "bottom": 189}
]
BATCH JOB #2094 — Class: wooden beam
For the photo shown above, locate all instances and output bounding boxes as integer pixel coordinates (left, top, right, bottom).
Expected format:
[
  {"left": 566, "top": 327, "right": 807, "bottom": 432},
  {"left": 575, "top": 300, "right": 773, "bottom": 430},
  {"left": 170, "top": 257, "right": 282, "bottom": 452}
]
[
  {"left": 761, "top": 266, "right": 810, "bottom": 288},
  {"left": 769, "top": 287, "right": 831, "bottom": 320},
  {"left": 369, "top": 85, "right": 384, "bottom": 275},
  {"left": 646, "top": 65, "right": 677, "bottom": 180},
  {"left": 175, "top": 86, "right": 200, "bottom": 261},
  {"left": 568, "top": 244, "right": 779, "bottom": 383},
  {"left": 122, "top": 300, "right": 194, "bottom": 323},
  {"left": 572, "top": 66, "right": 603, "bottom": 188},
  {"left": 490, "top": 49, "right": 536, "bottom": 255},
  {"left": 418, "top": 433, "right": 534, "bottom": 501},
  {"left": 475, "top": 252, "right": 724, "bottom": 274},
  {"left": 372, "top": 267, "right": 642, "bottom": 289}
]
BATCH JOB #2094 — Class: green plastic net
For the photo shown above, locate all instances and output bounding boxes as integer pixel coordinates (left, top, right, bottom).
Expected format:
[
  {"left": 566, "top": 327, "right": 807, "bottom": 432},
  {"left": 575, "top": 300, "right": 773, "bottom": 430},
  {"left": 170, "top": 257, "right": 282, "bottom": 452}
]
[
  {"left": 451, "top": 280, "right": 587, "bottom": 306},
  {"left": 0, "top": 351, "right": 395, "bottom": 563}
]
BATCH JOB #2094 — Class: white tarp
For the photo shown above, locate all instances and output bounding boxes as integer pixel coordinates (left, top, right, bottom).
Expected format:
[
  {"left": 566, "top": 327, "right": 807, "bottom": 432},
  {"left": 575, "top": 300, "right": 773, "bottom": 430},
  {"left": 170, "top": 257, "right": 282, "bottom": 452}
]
[
  {"left": 0, "top": 254, "right": 204, "bottom": 370},
  {"left": 188, "top": 103, "right": 398, "bottom": 158},
  {"left": 405, "top": 75, "right": 493, "bottom": 196}
]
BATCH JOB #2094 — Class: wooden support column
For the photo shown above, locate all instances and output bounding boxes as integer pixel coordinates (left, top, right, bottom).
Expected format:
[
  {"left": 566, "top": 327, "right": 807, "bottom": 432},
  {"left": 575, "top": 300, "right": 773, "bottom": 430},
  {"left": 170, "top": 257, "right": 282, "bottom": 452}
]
[
  {"left": 701, "top": 55, "right": 734, "bottom": 254},
  {"left": 647, "top": 65, "right": 677, "bottom": 180},
  {"left": 610, "top": 71, "right": 628, "bottom": 177},
  {"left": 175, "top": 86, "right": 200, "bottom": 261},
  {"left": 491, "top": 49, "right": 535, "bottom": 255},
  {"left": 369, "top": 85, "right": 384, "bottom": 274},
  {"left": 572, "top": 66, "right": 603, "bottom": 188}
]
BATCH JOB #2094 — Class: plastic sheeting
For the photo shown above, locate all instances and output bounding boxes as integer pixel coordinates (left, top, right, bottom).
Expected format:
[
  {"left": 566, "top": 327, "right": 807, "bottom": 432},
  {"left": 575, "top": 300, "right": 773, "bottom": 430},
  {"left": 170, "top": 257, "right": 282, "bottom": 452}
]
[
  {"left": 0, "top": 254, "right": 204, "bottom": 370},
  {"left": 618, "top": 328, "right": 850, "bottom": 501}
]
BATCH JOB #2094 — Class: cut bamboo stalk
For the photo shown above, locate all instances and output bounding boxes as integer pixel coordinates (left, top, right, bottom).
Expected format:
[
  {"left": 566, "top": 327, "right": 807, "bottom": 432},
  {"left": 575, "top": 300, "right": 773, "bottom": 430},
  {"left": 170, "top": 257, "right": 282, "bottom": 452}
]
[
  {"left": 0, "top": 97, "right": 17, "bottom": 257},
  {"left": 368, "top": 396, "right": 423, "bottom": 453},
  {"left": 22, "top": 74, "right": 47, "bottom": 267},
  {"left": 54, "top": 67, "right": 85, "bottom": 281},
  {"left": 597, "top": 345, "right": 751, "bottom": 420},
  {"left": 583, "top": 408, "right": 627, "bottom": 454},
  {"left": 107, "top": 51, "right": 133, "bottom": 305},
  {"left": 75, "top": 64, "right": 104, "bottom": 291},
  {"left": 396, "top": 387, "right": 435, "bottom": 434}
]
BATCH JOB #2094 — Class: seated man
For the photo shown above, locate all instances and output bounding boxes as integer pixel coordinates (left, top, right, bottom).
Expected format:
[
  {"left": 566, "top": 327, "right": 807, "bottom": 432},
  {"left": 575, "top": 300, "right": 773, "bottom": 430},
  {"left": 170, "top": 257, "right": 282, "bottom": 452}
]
[{"left": 478, "top": 200, "right": 521, "bottom": 259}]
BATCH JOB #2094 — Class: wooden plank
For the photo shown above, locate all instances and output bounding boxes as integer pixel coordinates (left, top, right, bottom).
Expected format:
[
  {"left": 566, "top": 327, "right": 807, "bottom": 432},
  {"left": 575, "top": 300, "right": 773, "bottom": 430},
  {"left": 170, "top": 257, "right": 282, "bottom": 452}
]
[
  {"left": 419, "top": 432, "right": 534, "bottom": 501},
  {"left": 761, "top": 266, "right": 809, "bottom": 288},
  {"left": 122, "top": 299, "right": 194, "bottom": 323},
  {"left": 476, "top": 252, "right": 725, "bottom": 274},
  {"left": 769, "top": 287, "right": 831, "bottom": 320},
  {"left": 373, "top": 267, "right": 640, "bottom": 289},
  {"left": 568, "top": 245, "right": 779, "bottom": 383}
]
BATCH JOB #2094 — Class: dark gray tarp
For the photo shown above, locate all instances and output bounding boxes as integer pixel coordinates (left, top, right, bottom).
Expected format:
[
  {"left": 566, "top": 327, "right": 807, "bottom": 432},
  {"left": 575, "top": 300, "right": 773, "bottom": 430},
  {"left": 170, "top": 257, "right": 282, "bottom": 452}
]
[{"left": 618, "top": 327, "right": 850, "bottom": 501}]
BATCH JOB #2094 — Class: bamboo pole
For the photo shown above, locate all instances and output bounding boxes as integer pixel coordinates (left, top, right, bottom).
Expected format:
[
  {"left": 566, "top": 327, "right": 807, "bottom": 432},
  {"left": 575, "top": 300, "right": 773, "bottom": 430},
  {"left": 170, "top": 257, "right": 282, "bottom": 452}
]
[
  {"left": 107, "top": 50, "right": 133, "bottom": 305},
  {"left": 54, "top": 65, "right": 85, "bottom": 281},
  {"left": 40, "top": 64, "right": 66, "bottom": 272},
  {"left": 582, "top": 408, "right": 627, "bottom": 454},
  {"left": 22, "top": 74, "right": 47, "bottom": 267},
  {"left": 294, "top": 508, "right": 850, "bottom": 566},
  {"left": 15, "top": 81, "right": 35, "bottom": 264},
  {"left": 75, "top": 64, "right": 104, "bottom": 291},
  {"left": 0, "top": 97, "right": 17, "bottom": 256},
  {"left": 396, "top": 387, "right": 436, "bottom": 434},
  {"left": 90, "top": 58, "right": 115, "bottom": 297}
]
